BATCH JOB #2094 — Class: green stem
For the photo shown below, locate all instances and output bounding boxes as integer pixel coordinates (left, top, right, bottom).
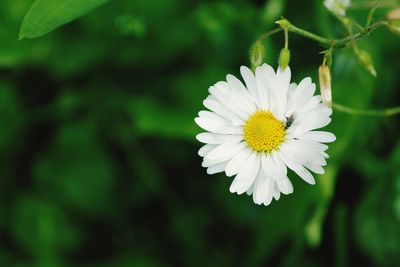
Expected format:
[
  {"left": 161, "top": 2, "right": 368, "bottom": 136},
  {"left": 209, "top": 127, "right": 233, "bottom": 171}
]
[
  {"left": 280, "top": 19, "right": 388, "bottom": 48},
  {"left": 285, "top": 23, "right": 332, "bottom": 46},
  {"left": 257, "top": 28, "right": 282, "bottom": 42},
  {"left": 333, "top": 103, "right": 400, "bottom": 116},
  {"left": 284, "top": 29, "right": 289, "bottom": 49},
  {"left": 366, "top": 0, "right": 380, "bottom": 27}
]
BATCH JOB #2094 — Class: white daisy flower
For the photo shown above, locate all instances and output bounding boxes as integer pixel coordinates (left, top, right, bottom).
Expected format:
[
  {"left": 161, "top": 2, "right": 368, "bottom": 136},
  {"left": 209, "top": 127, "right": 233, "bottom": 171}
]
[
  {"left": 324, "top": 0, "right": 351, "bottom": 16},
  {"left": 195, "top": 64, "right": 335, "bottom": 206}
]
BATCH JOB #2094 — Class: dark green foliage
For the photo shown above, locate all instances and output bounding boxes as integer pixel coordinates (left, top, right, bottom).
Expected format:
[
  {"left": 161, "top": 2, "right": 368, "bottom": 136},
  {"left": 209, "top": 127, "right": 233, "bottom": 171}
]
[{"left": 0, "top": 0, "right": 399, "bottom": 266}]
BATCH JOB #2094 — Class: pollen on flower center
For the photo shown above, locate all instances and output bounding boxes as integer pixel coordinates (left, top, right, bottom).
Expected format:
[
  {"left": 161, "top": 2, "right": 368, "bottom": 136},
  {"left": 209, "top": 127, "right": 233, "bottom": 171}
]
[{"left": 243, "top": 110, "right": 285, "bottom": 153}]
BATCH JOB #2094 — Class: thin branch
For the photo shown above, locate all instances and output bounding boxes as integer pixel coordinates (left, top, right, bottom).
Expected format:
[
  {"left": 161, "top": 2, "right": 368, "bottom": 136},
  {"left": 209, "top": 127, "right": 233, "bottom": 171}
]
[
  {"left": 284, "top": 29, "right": 289, "bottom": 49},
  {"left": 257, "top": 28, "right": 282, "bottom": 42},
  {"left": 284, "top": 23, "right": 332, "bottom": 46},
  {"left": 280, "top": 19, "right": 388, "bottom": 48},
  {"left": 333, "top": 103, "right": 400, "bottom": 116}
]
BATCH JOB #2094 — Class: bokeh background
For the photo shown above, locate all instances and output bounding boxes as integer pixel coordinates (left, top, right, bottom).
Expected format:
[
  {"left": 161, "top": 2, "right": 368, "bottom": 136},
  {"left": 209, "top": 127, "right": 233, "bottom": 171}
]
[{"left": 1, "top": 0, "right": 400, "bottom": 266}]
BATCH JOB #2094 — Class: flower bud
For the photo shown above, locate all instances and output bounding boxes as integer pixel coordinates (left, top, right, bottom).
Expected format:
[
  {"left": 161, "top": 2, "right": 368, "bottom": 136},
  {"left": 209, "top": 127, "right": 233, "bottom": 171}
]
[
  {"left": 386, "top": 7, "right": 400, "bottom": 21},
  {"left": 278, "top": 48, "right": 290, "bottom": 70},
  {"left": 388, "top": 21, "right": 400, "bottom": 35},
  {"left": 275, "top": 19, "right": 291, "bottom": 30},
  {"left": 385, "top": 8, "right": 400, "bottom": 35},
  {"left": 385, "top": 15, "right": 400, "bottom": 36},
  {"left": 249, "top": 40, "right": 265, "bottom": 70},
  {"left": 324, "top": 0, "right": 351, "bottom": 17},
  {"left": 318, "top": 65, "right": 332, "bottom": 108},
  {"left": 323, "top": 49, "right": 333, "bottom": 67},
  {"left": 356, "top": 50, "right": 376, "bottom": 77}
]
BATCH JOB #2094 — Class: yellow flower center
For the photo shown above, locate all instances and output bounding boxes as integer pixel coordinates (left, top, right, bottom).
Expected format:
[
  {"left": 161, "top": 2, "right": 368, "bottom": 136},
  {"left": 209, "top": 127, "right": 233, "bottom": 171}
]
[{"left": 243, "top": 110, "right": 285, "bottom": 153}]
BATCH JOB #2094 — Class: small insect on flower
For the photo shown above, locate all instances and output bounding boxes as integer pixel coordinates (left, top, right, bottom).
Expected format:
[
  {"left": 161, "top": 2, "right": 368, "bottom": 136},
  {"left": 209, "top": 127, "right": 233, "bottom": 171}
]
[
  {"left": 195, "top": 64, "right": 336, "bottom": 206},
  {"left": 284, "top": 112, "right": 296, "bottom": 130}
]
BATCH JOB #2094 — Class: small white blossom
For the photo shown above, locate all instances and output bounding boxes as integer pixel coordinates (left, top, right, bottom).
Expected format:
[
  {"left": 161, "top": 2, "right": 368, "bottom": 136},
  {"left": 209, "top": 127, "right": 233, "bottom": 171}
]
[
  {"left": 324, "top": 0, "right": 351, "bottom": 16},
  {"left": 195, "top": 64, "right": 335, "bottom": 206}
]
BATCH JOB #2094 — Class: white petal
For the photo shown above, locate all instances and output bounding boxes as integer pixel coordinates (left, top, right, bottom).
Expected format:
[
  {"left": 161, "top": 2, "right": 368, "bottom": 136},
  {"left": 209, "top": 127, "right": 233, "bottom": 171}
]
[
  {"left": 226, "top": 74, "right": 256, "bottom": 114},
  {"left": 279, "top": 140, "right": 319, "bottom": 165},
  {"left": 214, "top": 81, "right": 252, "bottom": 117},
  {"left": 270, "top": 152, "right": 288, "bottom": 179},
  {"left": 252, "top": 169, "right": 274, "bottom": 205},
  {"left": 276, "top": 66, "right": 291, "bottom": 91},
  {"left": 206, "top": 141, "right": 246, "bottom": 162},
  {"left": 209, "top": 83, "right": 249, "bottom": 120},
  {"left": 203, "top": 97, "right": 244, "bottom": 125},
  {"left": 292, "top": 165, "right": 316, "bottom": 185},
  {"left": 277, "top": 176, "right": 294, "bottom": 195},
  {"left": 320, "top": 151, "right": 329, "bottom": 159},
  {"left": 277, "top": 149, "right": 316, "bottom": 184},
  {"left": 207, "top": 161, "right": 228, "bottom": 175},
  {"left": 229, "top": 152, "right": 260, "bottom": 194},
  {"left": 272, "top": 184, "right": 281, "bottom": 200},
  {"left": 255, "top": 64, "right": 276, "bottom": 110},
  {"left": 286, "top": 77, "right": 312, "bottom": 113},
  {"left": 240, "top": 66, "right": 260, "bottom": 106},
  {"left": 291, "top": 112, "right": 332, "bottom": 134},
  {"left": 203, "top": 151, "right": 238, "bottom": 167},
  {"left": 274, "top": 66, "right": 291, "bottom": 111},
  {"left": 277, "top": 149, "right": 303, "bottom": 171},
  {"left": 293, "top": 77, "right": 312, "bottom": 94},
  {"left": 297, "top": 140, "right": 329, "bottom": 152},
  {"left": 301, "top": 131, "right": 336, "bottom": 143},
  {"left": 198, "top": 110, "right": 228, "bottom": 122},
  {"left": 263, "top": 192, "right": 274, "bottom": 206},
  {"left": 196, "top": 132, "right": 241, "bottom": 144},
  {"left": 194, "top": 117, "right": 242, "bottom": 134},
  {"left": 225, "top": 147, "right": 252, "bottom": 177},
  {"left": 246, "top": 185, "right": 254, "bottom": 196},
  {"left": 304, "top": 162, "right": 325, "bottom": 175},
  {"left": 297, "top": 95, "right": 322, "bottom": 114},
  {"left": 198, "top": 144, "right": 217, "bottom": 157},
  {"left": 201, "top": 158, "right": 213, "bottom": 167},
  {"left": 292, "top": 83, "right": 316, "bottom": 111},
  {"left": 288, "top": 77, "right": 311, "bottom": 98},
  {"left": 261, "top": 153, "right": 276, "bottom": 178},
  {"left": 288, "top": 82, "right": 297, "bottom": 92},
  {"left": 311, "top": 156, "right": 327, "bottom": 166}
]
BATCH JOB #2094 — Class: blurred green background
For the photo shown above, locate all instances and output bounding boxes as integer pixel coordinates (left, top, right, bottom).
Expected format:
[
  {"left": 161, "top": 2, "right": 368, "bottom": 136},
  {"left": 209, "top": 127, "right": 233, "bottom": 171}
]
[{"left": 1, "top": 0, "right": 400, "bottom": 266}]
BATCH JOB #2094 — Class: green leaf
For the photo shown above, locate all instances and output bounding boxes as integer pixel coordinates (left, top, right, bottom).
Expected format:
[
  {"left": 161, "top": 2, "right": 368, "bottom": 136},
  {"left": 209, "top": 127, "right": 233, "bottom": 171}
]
[{"left": 19, "top": 0, "right": 108, "bottom": 39}]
